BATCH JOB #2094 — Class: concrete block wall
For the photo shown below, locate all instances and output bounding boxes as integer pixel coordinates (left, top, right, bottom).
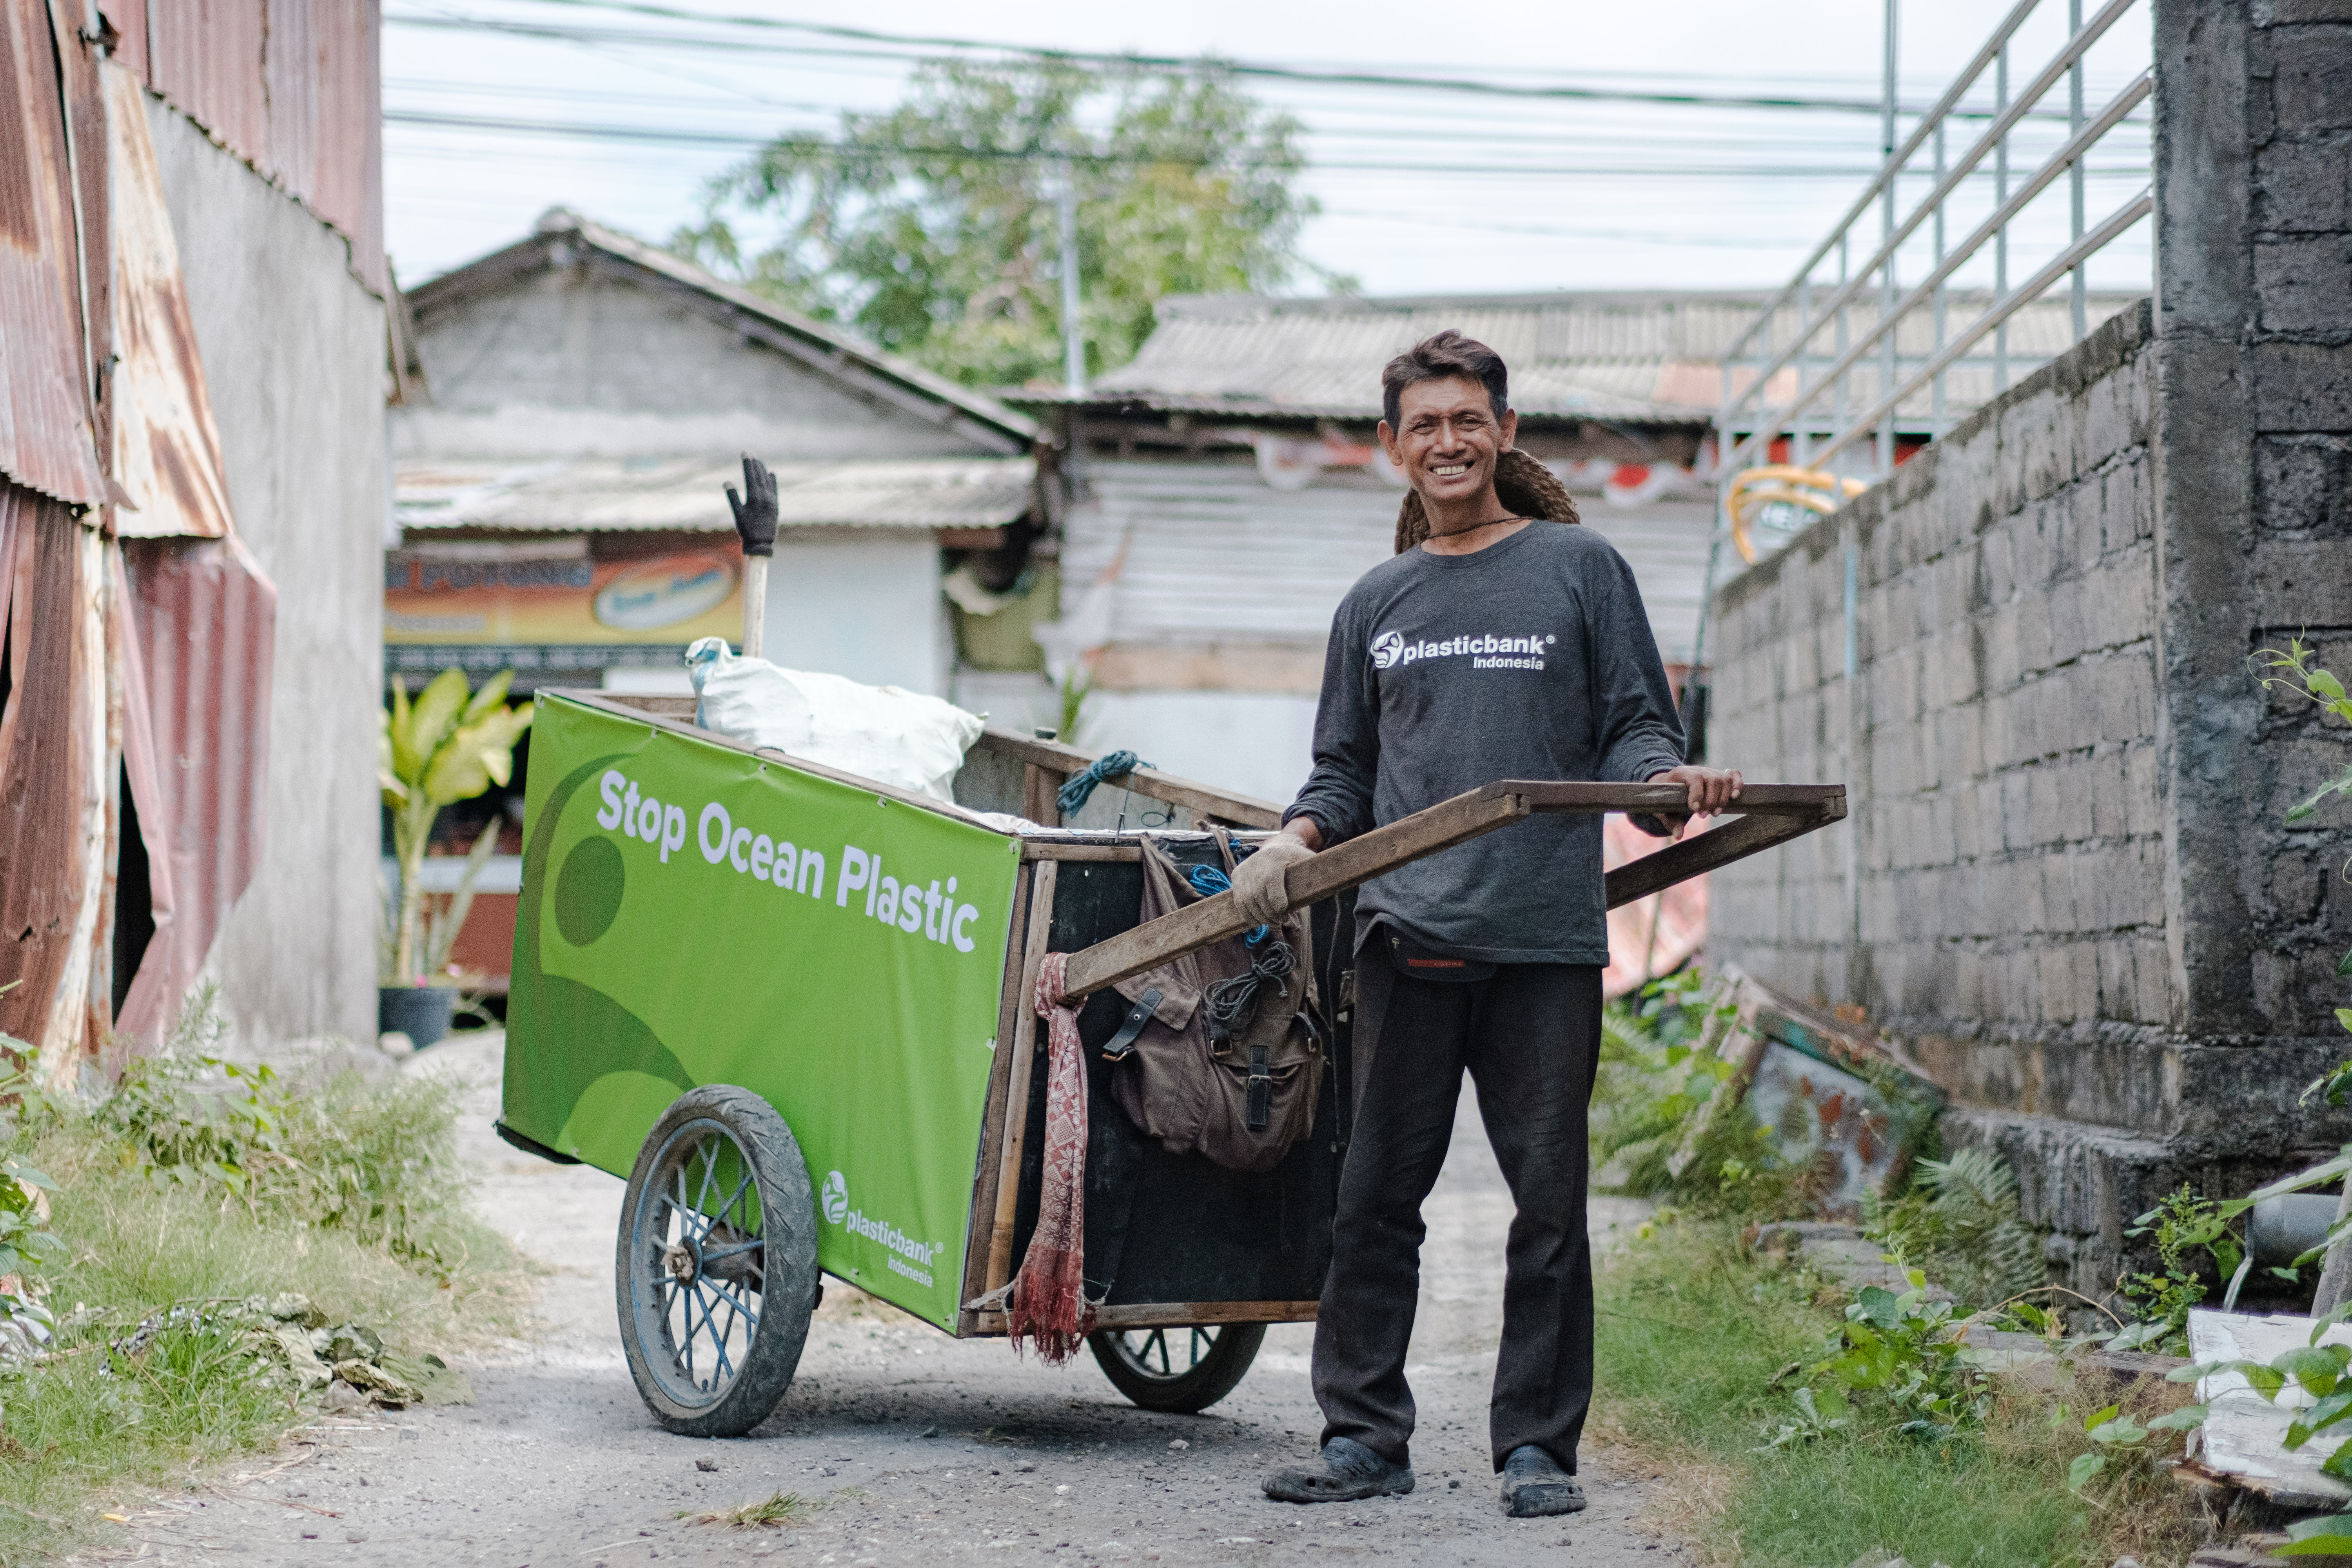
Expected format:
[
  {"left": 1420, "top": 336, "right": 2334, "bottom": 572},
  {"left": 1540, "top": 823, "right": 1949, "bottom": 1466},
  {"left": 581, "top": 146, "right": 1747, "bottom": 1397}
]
[
  {"left": 1705, "top": 0, "right": 2352, "bottom": 1294},
  {"left": 1712, "top": 303, "right": 2173, "bottom": 1109}
]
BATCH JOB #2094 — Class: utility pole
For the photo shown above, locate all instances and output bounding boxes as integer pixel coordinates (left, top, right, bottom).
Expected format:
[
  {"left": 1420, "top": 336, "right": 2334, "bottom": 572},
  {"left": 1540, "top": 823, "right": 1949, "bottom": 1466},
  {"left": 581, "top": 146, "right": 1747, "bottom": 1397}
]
[{"left": 1058, "top": 160, "right": 1085, "bottom": 396}]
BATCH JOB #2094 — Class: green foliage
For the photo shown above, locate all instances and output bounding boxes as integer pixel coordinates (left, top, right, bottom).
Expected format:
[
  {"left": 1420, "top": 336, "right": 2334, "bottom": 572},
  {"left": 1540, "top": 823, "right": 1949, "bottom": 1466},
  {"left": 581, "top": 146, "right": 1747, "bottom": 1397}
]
[
  {"left": 93, "top": 1048, "right": 475, "bottom": 1274},
  {"left": 1863, "top": 1147, "right": 2043, "bottom": 1310},
  {"left": 1596, "top": 1222, "right": 2200, "bottom": 1568},
  {"left": 2114, "top": 1186, "right": 2243, "bottom": 1354},
  {"left": 0, "top": 1022, "right": 525, "bottom": 1558},
  {"left": 381, "top": 667, "right": 532, "bottom": 984},
  {"left": 1807, "top": 1272, "right": 1990, "bottom": 1438},
  {"left": 671, "top": 58, "right": 1327, "bottom": 388},
  {"left": 1591, "top": 968, "right": 1812, "bottom": 1220},
  {"left": 2256, "top": 638, "right": 2352, "bottom": 826}
]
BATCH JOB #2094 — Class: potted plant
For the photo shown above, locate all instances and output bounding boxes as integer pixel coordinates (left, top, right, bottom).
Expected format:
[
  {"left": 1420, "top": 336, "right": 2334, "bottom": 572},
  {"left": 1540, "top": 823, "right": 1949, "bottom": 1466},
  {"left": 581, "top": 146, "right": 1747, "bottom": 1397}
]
[{"left": 378, "top": 668, "right": 533, "bottom": 1049}]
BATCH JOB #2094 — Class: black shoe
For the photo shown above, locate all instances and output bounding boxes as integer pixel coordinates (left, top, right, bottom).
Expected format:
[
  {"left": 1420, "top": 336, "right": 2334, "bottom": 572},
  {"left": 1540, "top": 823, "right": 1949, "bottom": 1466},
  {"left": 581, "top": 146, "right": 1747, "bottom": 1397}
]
[
  {"left": 1500, "top": 1445, "right": 1586, "bottom": 1518},
  {"left": 1262, "top": 1437, "right": 1416, "bottom": 1503}
]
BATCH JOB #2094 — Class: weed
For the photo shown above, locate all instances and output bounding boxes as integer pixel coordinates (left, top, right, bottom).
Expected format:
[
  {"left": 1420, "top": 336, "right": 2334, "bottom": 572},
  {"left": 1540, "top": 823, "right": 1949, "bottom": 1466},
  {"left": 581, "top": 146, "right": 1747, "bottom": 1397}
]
[
  {"left": 681, "top": 1489, "right": 820, "bottom": 1528},
  {"left": 1862, "top": 1149, "right": 2042, "bottom": 1311},
  {"left": 1593, "top": 1220, "right": 2207, "bottom": 1568},
  {"left": 2114, "top": 1186, "right": 2244, "bottom": 1354},
  {"left": 1592, "top": 969, "right": 1814, "bottom": 1221},
  {"left": 0, "top": 1028, "right": 526, "bottom": 1562}
]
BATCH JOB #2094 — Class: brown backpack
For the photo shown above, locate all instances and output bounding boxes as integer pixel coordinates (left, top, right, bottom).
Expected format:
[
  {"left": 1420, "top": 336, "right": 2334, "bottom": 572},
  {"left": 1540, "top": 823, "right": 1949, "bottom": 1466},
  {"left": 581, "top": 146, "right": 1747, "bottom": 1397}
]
[{"left": 1104, "top": 835, "right": 1325, "bottom": 1173}]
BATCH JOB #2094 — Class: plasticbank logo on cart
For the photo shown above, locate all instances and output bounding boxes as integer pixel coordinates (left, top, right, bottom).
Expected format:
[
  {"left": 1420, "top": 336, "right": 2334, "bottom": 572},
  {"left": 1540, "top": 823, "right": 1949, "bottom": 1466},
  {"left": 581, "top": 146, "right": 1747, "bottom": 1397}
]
[{"left": 832, "top": 1185, "right": 942, "bottom": 1287}]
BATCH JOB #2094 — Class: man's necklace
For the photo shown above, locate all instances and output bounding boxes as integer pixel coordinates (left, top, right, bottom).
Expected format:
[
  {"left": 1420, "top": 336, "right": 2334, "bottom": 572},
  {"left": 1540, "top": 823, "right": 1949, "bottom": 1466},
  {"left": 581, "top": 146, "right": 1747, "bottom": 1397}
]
[{"left": 1428, "top": 513, "right": 1525, "bottom": 539}]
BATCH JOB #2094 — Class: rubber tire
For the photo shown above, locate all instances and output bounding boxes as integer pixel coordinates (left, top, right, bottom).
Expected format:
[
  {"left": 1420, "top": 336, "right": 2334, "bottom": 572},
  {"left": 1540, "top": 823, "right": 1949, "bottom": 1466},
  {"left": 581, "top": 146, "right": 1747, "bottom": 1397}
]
[
  {"left": 616, "top": 1086, "right": 819, "bottom": 1437},
  {"left": 1087, "top": 1323, "right": 1266, "bottom": 1414}
]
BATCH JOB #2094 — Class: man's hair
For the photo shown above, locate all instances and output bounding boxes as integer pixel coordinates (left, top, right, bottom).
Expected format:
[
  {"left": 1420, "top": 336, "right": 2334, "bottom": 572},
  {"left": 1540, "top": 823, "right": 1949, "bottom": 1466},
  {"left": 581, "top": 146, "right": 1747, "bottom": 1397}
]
[{"left": 1381, "top": 329, "right": 1509, "bottom": 430}]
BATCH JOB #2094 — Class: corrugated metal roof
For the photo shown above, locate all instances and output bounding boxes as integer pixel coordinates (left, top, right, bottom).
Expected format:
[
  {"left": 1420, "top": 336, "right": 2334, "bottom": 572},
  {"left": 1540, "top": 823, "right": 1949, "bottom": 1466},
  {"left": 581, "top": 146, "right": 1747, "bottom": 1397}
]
[
  {"left": 105, "top": 62, "right": 234, "bottom": 540},
  {"left": 0, "top": 0, "right": 107, "bottom": 507},
  {"left": 396, "top": 455, "right": 1038, "bottom": 534},
  {"left": 143, "top": 0, "right": 385, "bottom": 294},
  {"left": 1074, "top": 289, "right": 2145, "bottom": 428},
  {"left": 115, "top": 534, "right": 277, "bottom": 1049},
  {"left": 1063, "top": 459, "right": 1712, "bottom": 666}
]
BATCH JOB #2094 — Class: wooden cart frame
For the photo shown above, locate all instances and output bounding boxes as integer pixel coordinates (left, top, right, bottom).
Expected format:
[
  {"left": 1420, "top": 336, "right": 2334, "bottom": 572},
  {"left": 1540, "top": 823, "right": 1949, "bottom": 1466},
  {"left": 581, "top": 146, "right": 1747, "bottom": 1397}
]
[{"left": 568, "top": 691, "right": 1844, "bottom": 1343}]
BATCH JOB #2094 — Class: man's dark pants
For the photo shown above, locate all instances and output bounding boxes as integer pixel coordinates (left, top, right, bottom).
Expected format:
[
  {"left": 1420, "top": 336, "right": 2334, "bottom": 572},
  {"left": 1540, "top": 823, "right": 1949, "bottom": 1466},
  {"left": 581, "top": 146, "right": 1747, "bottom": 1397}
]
[{"left": 1310, "top": 951, "right": 1602, "bottom": 1474}]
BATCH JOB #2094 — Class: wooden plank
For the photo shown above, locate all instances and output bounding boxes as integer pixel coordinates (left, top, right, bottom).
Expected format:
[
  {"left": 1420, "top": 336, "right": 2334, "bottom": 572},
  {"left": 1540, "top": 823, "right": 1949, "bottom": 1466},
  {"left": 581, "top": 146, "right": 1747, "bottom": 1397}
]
[
  {"left": 595, "top": 692, "right": 699, "bottom": 720},
  {"left": 960, "top": 862, "right": 1034, "bottom": 1324},
  {"left": 1604, "top": 797, "right": 1845, "bottom": 909},
  {"left": 967, "top": 1300, "right": 1320, "bottom": 1336},
  {"left": 983, "top": 861, "right": 1058, "bottom": 1297},
  {"left": 1021, "top": 762, "right": 1064, "bottom": 827},
  {"left": 977, "top": 726, "right": 1283, "bottom": 829},
  {"left": 1020, "top": 842, "right": 1141, "bottom": 862},
  {"left": 1056, "top": 788, "right": 1530, "bottom": 999},
  {"left": 1509, "top": 780, "right": 1847, "bottom": 817}
]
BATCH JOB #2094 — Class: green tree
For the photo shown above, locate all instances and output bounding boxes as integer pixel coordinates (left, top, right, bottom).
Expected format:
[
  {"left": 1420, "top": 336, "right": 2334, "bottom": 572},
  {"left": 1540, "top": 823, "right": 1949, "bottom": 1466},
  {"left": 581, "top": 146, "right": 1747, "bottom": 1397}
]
[{"left": 670, "top": 58, "right": 1327, "bottom": 387}]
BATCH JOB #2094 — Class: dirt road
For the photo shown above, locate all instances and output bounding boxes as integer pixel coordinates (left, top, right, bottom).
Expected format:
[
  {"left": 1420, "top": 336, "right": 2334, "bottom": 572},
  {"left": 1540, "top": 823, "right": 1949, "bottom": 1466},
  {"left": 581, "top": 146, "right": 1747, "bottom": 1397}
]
[{"left": 91, "top": 1032, "right": 1684, "bottom": 1567}]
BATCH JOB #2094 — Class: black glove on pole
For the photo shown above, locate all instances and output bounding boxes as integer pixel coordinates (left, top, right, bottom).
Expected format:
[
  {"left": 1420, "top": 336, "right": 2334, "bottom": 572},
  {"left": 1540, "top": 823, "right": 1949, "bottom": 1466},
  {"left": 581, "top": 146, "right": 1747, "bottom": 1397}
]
[{"left": 725, "top": 456, "right": 778, "bottom": 659}]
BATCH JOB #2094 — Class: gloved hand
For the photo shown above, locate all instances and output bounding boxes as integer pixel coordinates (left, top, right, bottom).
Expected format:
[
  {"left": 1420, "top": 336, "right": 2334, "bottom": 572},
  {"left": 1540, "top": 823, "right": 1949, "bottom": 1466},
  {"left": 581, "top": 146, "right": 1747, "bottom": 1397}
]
[
  {"left": 726, "top": 456, "right": 778, "bottom": 558},
  {"left": 1228, "top": 835, "right": 1316, "bottom": 927}
]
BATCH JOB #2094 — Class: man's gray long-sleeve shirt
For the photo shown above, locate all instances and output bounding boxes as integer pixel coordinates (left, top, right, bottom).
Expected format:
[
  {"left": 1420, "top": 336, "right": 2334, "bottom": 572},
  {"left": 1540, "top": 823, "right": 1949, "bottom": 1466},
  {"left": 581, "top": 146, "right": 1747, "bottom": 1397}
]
[{"left": 1284, "top": 520, "right": 1686, "bottom": 965}]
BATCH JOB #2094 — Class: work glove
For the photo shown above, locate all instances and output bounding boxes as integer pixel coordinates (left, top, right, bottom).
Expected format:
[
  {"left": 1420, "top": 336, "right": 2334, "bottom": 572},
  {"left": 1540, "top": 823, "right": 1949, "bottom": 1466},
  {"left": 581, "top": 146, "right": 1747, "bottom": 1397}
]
[
  {"left": 725, "top": 456, "right": 778, "bottom": 558},
  {"left": 1228, "top": 835, "right": 1316, "bottom": 928}
]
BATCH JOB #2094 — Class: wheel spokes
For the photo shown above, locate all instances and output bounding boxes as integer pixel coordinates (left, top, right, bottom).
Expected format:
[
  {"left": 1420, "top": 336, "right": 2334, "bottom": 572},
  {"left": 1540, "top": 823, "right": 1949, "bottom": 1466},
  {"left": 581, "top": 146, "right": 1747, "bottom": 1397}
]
[{"left": 642, "top": 1126, "right": 770, "bottom": 1403}]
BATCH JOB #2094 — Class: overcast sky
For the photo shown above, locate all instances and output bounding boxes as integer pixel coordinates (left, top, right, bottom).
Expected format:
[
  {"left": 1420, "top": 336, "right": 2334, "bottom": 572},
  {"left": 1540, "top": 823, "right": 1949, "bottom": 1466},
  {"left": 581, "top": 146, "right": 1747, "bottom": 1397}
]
[{"left": 383, "top": 0, "right": 2154, "bottom": 309}]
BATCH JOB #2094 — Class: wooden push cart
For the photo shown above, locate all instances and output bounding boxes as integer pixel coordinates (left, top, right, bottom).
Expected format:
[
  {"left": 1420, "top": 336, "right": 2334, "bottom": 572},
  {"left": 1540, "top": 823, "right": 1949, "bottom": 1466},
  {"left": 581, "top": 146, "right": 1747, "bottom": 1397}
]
[{"left": 496, "top": 689, "right": 1844, "bottom": 1436}]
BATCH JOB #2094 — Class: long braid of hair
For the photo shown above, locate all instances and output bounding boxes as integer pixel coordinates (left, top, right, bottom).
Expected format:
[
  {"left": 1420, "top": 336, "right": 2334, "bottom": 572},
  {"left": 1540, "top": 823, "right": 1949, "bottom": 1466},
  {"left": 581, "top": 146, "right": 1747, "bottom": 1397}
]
[{"left": 1392, "top": 449, "right": 1581, "bottom": 554}]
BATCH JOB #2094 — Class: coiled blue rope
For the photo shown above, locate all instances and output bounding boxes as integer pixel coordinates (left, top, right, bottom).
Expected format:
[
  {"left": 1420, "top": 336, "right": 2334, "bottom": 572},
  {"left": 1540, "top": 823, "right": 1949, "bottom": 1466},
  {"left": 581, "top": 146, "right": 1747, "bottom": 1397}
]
[
  {"left": 1187, "top": 863, "right": 1270, "bottom": 946},
  {"left": 1057, "top": 749, "right": 1151, "bottom": 817}
]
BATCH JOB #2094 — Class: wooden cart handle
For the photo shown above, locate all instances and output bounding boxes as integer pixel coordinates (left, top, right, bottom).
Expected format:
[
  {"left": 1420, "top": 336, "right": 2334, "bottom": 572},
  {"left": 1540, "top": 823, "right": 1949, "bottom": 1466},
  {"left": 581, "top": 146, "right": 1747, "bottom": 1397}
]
[{"left": 1054, "top": 781, "right": 1846, "bottom": 1001}]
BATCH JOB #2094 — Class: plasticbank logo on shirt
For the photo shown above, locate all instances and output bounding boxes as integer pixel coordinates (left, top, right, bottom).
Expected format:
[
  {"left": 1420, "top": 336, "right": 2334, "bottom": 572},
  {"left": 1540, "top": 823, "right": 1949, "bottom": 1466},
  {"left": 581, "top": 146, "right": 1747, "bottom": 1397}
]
[{"left": 1373, "top": 628, "right": 1558, "bottom": 672}]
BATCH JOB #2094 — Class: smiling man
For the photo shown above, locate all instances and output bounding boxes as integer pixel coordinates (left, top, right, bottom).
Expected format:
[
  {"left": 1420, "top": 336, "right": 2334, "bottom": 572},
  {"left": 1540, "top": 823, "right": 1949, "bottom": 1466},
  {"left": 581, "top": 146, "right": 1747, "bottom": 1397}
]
[{"left": 1236, "top": 330, "right": 1740, "bottom": 1520}]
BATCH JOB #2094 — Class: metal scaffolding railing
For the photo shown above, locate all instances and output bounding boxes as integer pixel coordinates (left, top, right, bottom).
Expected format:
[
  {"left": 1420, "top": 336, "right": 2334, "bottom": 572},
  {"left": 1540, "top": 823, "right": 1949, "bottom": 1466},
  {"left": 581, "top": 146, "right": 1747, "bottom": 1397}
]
[
  {"left": 1683, "top": 0, "right": 2154, "bottom": 1003},
  {"left": 1711, "top": 0, "right": 2153, "bottom": 497}
]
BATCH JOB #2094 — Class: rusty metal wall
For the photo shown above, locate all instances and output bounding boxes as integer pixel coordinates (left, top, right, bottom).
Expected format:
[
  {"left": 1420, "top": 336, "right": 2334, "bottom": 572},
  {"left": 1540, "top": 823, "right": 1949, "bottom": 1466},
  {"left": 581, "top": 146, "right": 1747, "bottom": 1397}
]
[
  {"left": 0, "top": 0, "right": 105, "bottom": 507},
  {"left": 142, "top": 0, "right": 385, "bottom": 294},
  {"left": 114, "top": 535, "right": 277, "bottom": 1049},
  {"left": 105, "top": 60, "right": 232, "bottom": 539},
  {"left": 0, "top": 485, "right": 103, "bottom": 1055}
]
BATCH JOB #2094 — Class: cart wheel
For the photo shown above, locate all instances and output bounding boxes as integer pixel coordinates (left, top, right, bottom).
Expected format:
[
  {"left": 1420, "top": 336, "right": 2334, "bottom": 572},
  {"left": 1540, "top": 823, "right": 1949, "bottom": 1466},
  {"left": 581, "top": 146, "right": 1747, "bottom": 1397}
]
[
  {"left": 1087, "top": 1323, "right": 1265, "bottom": 1414},
  {"left": 616, "top": 1086, "right": 819, "bottom": 1437}
]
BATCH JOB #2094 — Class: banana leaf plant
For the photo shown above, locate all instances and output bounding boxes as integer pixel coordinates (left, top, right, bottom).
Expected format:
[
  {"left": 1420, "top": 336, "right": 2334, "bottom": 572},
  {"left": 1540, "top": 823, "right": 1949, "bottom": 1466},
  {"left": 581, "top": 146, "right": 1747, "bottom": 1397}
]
[{"left": 379, "top": 668, "right": 532, "bottom": 985}]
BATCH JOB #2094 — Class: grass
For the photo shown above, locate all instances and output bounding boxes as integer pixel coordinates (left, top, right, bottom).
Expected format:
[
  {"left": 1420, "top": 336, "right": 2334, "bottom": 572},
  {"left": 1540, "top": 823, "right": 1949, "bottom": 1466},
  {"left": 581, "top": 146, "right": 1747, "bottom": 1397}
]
[
  {"left": 0, "top": 1055, "right": 530, "bottom": 1565},
  {"left": 1592, "top": 1220, "right": 2209, "bottom": 1568},
  {"left": 680, "top": 1489, "right": 822, "bottom": 1529}
]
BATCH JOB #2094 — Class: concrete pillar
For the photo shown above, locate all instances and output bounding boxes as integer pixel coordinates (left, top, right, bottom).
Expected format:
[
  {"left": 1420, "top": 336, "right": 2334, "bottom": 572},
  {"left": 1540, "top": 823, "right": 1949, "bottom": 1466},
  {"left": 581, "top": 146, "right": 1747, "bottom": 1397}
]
[{"left": 2152, "top": 0, "right": 2352, "bottom": 1042}]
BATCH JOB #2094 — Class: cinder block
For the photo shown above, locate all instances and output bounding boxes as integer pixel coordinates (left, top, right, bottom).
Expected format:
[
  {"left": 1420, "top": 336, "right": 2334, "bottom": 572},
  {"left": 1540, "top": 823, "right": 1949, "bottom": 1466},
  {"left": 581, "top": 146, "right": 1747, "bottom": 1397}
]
[
  {"left": 2268, "top": 26, "right": 2352, "bottom": 131},
  {"left": 2097, "top": 938, "right": 2137, "bottom": 1021},
  {"left": 2254, "top": 341, "right": 2352, "bottom": 430},
  {"left": 2123, "top": 743, "right": 2163, "bottom": 839},
  {"left": 2082, "top": 358, "right": 2150, "bottom": 470},
  {"left": 2253, "top": 131, "right": 2352, "bottom": 232},
  {"left": 2134, "top": 937, "right": 2173, "bottom": 1027},
  {"left": 2254, "top": 236, "right": 2352, "bottom": 336},
  {"left": 2016, "top": 594, "right": 2055, "bottom": 680}
]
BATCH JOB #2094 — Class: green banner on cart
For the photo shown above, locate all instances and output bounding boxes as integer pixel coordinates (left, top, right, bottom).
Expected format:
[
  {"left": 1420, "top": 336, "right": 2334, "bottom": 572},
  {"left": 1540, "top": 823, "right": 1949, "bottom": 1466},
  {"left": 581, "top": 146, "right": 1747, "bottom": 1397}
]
[{"left": 502, "top": 695, "right": 1021, "bottom": 1330}]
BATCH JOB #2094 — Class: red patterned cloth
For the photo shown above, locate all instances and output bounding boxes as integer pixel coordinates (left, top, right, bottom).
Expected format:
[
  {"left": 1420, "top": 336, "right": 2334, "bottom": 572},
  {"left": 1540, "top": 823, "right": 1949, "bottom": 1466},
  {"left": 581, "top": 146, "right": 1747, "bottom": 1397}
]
[{"left": 1004, "top": 951, "right": 1093, "bottom": 1361}]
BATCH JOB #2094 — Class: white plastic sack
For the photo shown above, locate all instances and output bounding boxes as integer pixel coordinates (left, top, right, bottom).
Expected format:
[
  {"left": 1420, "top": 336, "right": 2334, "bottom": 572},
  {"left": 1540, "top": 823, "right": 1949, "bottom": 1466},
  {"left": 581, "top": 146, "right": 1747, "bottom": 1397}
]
[{"left": 685, "top": 637, "right": 984, "bottom": 804}]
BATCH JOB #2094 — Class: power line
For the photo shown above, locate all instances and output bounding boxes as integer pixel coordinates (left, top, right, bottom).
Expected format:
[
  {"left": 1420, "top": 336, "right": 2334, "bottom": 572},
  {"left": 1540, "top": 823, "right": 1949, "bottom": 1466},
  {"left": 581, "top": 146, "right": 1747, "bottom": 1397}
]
[
  {"left": 385, "top": 5, "right": 2090, "bottom": 121},
  {"left": 382, "top": 108, "right": 2157, "bottom": 185}
]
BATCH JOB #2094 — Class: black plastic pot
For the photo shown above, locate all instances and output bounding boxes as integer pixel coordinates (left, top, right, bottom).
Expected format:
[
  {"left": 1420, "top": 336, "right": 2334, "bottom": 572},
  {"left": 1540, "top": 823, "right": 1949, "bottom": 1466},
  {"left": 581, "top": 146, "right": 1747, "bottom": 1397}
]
[{"left": 378, "top": 985, "right": 458, "bottom": 1049}]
